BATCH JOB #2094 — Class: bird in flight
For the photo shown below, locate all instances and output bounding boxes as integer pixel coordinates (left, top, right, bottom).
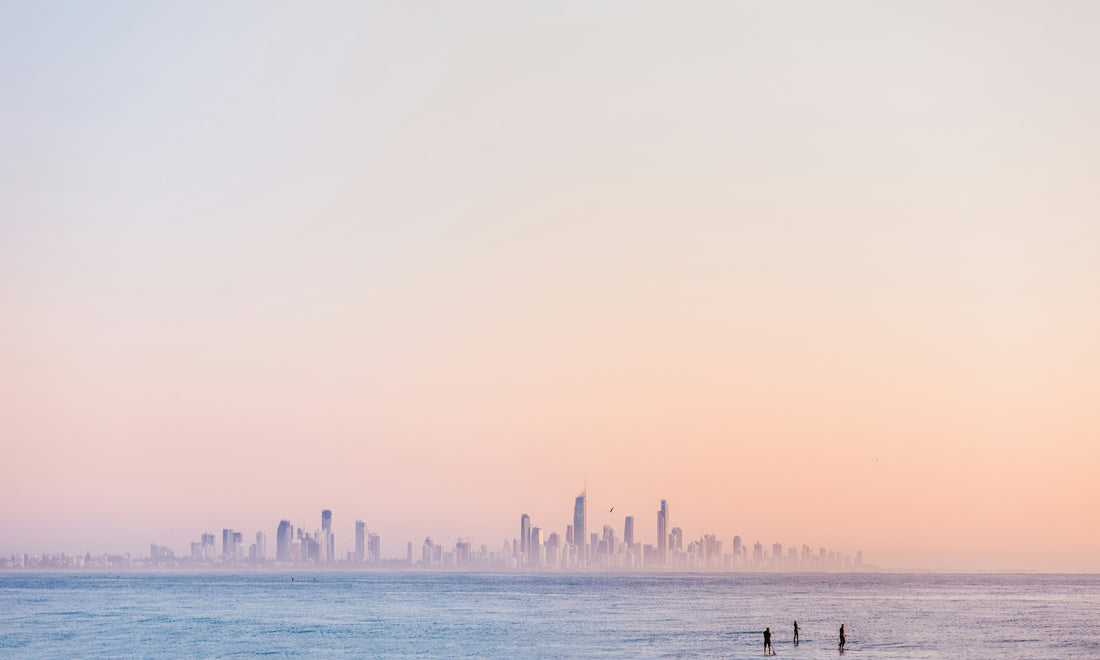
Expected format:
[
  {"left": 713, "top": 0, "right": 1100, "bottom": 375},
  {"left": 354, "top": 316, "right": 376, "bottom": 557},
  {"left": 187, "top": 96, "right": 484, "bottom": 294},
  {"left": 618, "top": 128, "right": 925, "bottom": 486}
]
[{"left": 609, "top": 506, "right": 614, "bottom": 513}]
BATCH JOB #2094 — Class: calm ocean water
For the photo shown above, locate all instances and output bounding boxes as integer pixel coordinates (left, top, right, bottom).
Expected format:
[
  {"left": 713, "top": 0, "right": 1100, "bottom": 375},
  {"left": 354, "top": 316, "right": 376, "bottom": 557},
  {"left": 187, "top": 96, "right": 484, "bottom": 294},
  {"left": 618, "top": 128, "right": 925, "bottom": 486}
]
[{"left": 2, "top": 572, "right": 1098, "bottom": 658}]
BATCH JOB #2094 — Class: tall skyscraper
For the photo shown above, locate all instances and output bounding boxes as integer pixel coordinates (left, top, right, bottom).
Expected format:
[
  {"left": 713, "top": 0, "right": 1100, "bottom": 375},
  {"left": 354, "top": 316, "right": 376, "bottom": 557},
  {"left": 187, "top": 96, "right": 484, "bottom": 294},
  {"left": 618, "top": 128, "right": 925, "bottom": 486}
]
[
  {"left": 222, "top": 528, "right": 238, "bottom": 559},
  {"left": 276, "top": 521, "right": 293, "bottom": 562},
  {"left": 321, "top": 509, "right": 334, "bottom": 564},
  {"left": 255, "top": 531, "right": 266, "bottom": 562},
  {"left": 657, "top": 499, "right": 669, "bottom": 566},
  {"left": 355, "top": 521, "right": 367, "bottom": 563},
  {"left": 520, "top": 514, "right": 531, "bottom": 558},
  {"left": 368, "top": 533, "right": 381, "bottom": 563},
  {"left": 201, "top": 532, "right": 216, "bottom": 561},
  {"left": 624, "top": 516, "right": 634, "bottom": 548},
  {"left": 573, "top": 491, "right": 587, "bottom": 565},
  {"left": 529, "top": 527, "right": 543, "bottom": 567}
]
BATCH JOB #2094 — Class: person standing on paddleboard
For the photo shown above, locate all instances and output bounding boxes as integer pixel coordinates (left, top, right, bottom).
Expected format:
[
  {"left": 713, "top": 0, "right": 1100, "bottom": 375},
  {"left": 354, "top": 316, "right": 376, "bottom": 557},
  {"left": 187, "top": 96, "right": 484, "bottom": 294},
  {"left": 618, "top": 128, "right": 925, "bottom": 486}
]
[
  {"left": 793, "top": 620, "right": 800, "bottom": 645},
  {"left": 839, "top": 623, "right": 846, "bottom": 650},
  {"left": 763, "top": 627, "right": 774, "bottom": 655}
]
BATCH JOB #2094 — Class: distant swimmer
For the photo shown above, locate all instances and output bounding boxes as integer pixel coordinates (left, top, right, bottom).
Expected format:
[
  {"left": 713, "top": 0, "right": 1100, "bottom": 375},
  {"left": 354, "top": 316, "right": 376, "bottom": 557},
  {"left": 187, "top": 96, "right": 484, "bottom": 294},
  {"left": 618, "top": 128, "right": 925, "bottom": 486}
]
[
  {"left": 763, "top": 627, "right": 774, "bottom": 655},
  {"left": 839, "top": 623, "right": 846, "bottom": 650},
  {"left": 793, "top": 620, "right": 800, "bottom": 645}
]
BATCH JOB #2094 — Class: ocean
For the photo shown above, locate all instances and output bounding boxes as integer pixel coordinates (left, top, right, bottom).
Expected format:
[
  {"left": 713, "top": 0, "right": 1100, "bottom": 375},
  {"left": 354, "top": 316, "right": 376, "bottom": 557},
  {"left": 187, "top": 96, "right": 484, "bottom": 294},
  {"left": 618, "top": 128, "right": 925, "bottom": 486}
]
[{"left": 2, "top": 572, "right": 1098, "bottom": 658}]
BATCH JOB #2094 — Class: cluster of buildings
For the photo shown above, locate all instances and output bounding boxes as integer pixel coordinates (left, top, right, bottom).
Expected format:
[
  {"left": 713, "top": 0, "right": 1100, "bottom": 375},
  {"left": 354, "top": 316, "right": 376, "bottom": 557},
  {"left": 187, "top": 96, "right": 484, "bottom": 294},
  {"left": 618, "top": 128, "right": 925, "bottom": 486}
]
[
  {"left": 181, "top": 510, "right": 386, "bottom": 568},
  {"left": 497, "top": 493, "right": 863, "bottom": 572},
  {"left": 1, "top": 493, "right": 866, "bottom": 572}
]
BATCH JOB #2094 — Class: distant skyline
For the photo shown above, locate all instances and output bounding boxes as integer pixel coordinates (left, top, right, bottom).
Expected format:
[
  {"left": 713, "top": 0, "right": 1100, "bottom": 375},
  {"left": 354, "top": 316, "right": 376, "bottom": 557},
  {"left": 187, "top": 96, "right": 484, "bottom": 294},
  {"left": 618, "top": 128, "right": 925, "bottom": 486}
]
[
  {"left": 2, "top": 2, "right": 1099, "bottom": 573},
  {"left": 7, "top": 497, "right": 867, "bottom": 574}
]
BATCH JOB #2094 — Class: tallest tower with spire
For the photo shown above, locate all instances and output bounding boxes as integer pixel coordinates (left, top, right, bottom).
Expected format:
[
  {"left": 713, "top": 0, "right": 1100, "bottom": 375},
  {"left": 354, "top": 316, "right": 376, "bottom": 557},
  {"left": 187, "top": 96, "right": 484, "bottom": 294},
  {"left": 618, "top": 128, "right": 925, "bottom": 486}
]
[{"left": 573, "top": 490, "right": 587, "bottom": 567}]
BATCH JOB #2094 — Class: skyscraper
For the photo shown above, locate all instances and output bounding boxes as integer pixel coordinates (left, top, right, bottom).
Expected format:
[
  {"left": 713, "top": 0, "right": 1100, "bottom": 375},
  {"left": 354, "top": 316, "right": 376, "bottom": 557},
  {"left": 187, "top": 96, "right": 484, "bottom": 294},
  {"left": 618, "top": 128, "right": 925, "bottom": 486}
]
[
  {"left": 355, "top": 520, "right": 367, "bottom": 563},
  {"left": 368, "top": 533, "right": 381, "bottom": 563},
  {"left": 201, "top": 532, "right": 216, "bottom": 561},
  {"left": 222, "top": 528, "right": 237, "bottom": 560},
  {"left": 657, "top": 499, "right": 669, "bottom": 566},
  {"left": 520, "top": 514, "right": 531, "bottom": 558},
  {"left": 321, "top": 509, "right": 334, "bottom": 564},
  {"left": 529, "top": 527, "right": 543, "bottom": 567},
  {"left": 255, "top": 531, "right": 266, "bottom": 562},
  {"left": 573, "top": 491, "right": 587, "bottom": 565},
  {"left": 276, "top": 521, "right": 293, "bottom": 562},
  {"left": 624, "top": 516, "right": 634, "bottom": 549}
]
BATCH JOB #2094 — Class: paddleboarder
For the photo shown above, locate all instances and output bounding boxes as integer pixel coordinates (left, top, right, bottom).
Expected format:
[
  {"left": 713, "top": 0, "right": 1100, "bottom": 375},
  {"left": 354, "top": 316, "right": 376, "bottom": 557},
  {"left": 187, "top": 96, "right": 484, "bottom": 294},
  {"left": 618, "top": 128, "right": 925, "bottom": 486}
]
[
  {"left": 793, "top": 620, "right": 800, "bottom": 645},
  {"left": 763, "top": 627, "right": 774, "bottom": 655},
  {"left": 839, "top": 623, "right": 846, "bottom": 650}
]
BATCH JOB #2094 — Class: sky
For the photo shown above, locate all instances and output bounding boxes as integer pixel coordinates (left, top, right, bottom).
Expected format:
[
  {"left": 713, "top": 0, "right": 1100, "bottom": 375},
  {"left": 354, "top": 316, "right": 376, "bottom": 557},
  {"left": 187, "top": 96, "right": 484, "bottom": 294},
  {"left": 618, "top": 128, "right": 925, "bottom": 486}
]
[{"left": 2, "top": 1, "right": 1098, "bottom": 572}]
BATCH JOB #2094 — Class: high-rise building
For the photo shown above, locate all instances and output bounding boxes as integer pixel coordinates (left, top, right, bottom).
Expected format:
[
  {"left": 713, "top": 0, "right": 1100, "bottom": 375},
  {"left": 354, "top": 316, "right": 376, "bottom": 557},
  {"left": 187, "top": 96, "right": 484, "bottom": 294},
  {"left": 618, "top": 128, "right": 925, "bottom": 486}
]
[
  {"left": 255, "top": 532, "right": 266, "bottom": 562},
  {"left": 201, "top": 532, "right": 216, "bottom": 561},
  {"left": 546, "top": 532, "right": 561, "bottom": 568},
  {"left": 624, "top": 516, "right": 634, "bottom": 549},
  {"left": 530, "top": 527, "right": 543, "bottom": 567},
  {"left": 321, "top": 510, "right": 334, "bottom": 563},
  {"left": 657, "top": 500, "right": 669, "bottom": 566},
  {"left": 222, "top": 528, "right": 241, "bottom": 560},
  {"left": 355, "top": 521, "right": 367, "bottom": 563},
  {"left": 573, "top": 491, "right": 586, "bottom": 565},
  {"left": 520, "top": 514, "right": 531, "bottom": 558},
  {"left": 276, "top": 521, "right": 293, "bottom": 562},
  {"left": 368, "top": 533, "right": 381, "bottom": 563},
  {"left": 303, "top": 533, "right": 320, "bottom": 563},
  {"left": 600, "top": 525, "right": 617, "bottom": 563},
  {"left": 455, "top": 538, "right": 471, "bottom": 565}
]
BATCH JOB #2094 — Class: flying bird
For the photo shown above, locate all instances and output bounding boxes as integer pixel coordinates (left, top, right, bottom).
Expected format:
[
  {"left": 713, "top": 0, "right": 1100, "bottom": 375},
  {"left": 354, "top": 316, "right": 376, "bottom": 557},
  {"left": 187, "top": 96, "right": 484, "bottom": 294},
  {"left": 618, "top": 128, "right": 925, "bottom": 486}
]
[{"left": 609, "top": 506, "right": 614, "bottom": 513}]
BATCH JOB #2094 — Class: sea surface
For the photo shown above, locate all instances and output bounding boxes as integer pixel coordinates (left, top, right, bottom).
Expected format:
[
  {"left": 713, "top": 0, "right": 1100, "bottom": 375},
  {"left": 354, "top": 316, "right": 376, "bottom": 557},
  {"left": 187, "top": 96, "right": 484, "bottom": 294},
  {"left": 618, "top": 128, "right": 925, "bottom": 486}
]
[{"left": 2, "top": 572, "right": 1098, "bottom": 658}]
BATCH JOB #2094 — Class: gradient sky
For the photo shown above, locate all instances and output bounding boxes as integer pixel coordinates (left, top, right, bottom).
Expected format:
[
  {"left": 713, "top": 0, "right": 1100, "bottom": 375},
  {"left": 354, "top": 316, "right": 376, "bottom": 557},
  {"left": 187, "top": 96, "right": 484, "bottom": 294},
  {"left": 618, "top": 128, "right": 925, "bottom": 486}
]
[{"left": 2, "top": 2, "right": 1099, "bottom": 571}]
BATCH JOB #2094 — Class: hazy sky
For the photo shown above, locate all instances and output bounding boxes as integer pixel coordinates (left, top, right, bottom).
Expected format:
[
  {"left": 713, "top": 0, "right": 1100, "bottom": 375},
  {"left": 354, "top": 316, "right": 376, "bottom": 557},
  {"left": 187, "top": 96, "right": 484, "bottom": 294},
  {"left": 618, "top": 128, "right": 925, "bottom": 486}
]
[{"left": 3, "top": 2, "right": 1098, "bottom": 571}]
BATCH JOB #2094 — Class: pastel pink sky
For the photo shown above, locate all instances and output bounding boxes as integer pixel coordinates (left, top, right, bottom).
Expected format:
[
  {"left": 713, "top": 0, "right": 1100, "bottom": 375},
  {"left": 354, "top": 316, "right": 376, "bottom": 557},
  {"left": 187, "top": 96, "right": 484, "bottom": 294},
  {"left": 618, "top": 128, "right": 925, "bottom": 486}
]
[{"left": 2, "top": 2, "right": 1098, "bottom": 571}]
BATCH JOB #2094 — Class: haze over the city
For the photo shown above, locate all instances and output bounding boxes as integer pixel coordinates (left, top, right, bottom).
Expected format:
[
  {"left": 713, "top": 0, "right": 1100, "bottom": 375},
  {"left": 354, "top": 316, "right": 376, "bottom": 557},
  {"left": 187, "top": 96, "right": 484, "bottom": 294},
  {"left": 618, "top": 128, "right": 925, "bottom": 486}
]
[{"left": 2, "top": 1, "right": 1098, "bottom": 572}]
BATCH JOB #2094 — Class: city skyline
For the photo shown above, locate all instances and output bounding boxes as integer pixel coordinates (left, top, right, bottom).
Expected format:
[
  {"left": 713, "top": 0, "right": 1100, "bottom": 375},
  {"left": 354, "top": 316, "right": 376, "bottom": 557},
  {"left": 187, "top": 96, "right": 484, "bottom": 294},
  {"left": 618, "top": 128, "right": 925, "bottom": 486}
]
[
  {"left": 3, "top": 2, "right": 1099, "bottom": 575},
  {"left": 4, "top": 497, "right": 866, "bottom": 573}
]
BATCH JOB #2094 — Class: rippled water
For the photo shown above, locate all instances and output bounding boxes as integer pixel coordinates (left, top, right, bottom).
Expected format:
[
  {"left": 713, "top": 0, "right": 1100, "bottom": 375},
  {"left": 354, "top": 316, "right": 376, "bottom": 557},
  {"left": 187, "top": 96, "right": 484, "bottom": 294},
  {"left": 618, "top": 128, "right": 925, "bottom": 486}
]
[{"left": 2, "top": 572, "right": 1098, "bottom": 658}]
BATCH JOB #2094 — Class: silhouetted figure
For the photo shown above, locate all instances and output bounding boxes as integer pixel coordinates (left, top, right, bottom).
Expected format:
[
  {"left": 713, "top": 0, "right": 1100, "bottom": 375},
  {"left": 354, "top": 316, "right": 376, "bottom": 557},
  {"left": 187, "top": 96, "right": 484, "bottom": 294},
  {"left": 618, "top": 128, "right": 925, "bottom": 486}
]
[
  {"left": 763, "top": 627, "right": 774, "bottom": 655},
  {"left": 793, "top": 620, "right": 800, "bottom": 645},
  {"left": 839, "top": 623, "right": 846, "bottom": 650}
]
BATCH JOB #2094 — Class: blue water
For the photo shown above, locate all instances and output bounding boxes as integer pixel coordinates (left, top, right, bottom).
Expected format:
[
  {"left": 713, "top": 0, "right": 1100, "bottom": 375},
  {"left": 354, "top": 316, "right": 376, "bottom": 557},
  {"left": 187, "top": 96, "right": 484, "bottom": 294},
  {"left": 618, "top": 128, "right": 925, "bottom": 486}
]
[{"left": 2, "top": 572, "right": 1098, "bottom": 658}]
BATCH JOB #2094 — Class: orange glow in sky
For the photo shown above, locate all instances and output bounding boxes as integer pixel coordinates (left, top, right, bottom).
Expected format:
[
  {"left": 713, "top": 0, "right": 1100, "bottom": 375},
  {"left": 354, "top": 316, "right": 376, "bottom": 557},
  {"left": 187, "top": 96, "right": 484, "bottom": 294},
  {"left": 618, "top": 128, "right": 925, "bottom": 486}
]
[{"left": 2, "top": 2, "right": 1098, "bottom": 571}]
